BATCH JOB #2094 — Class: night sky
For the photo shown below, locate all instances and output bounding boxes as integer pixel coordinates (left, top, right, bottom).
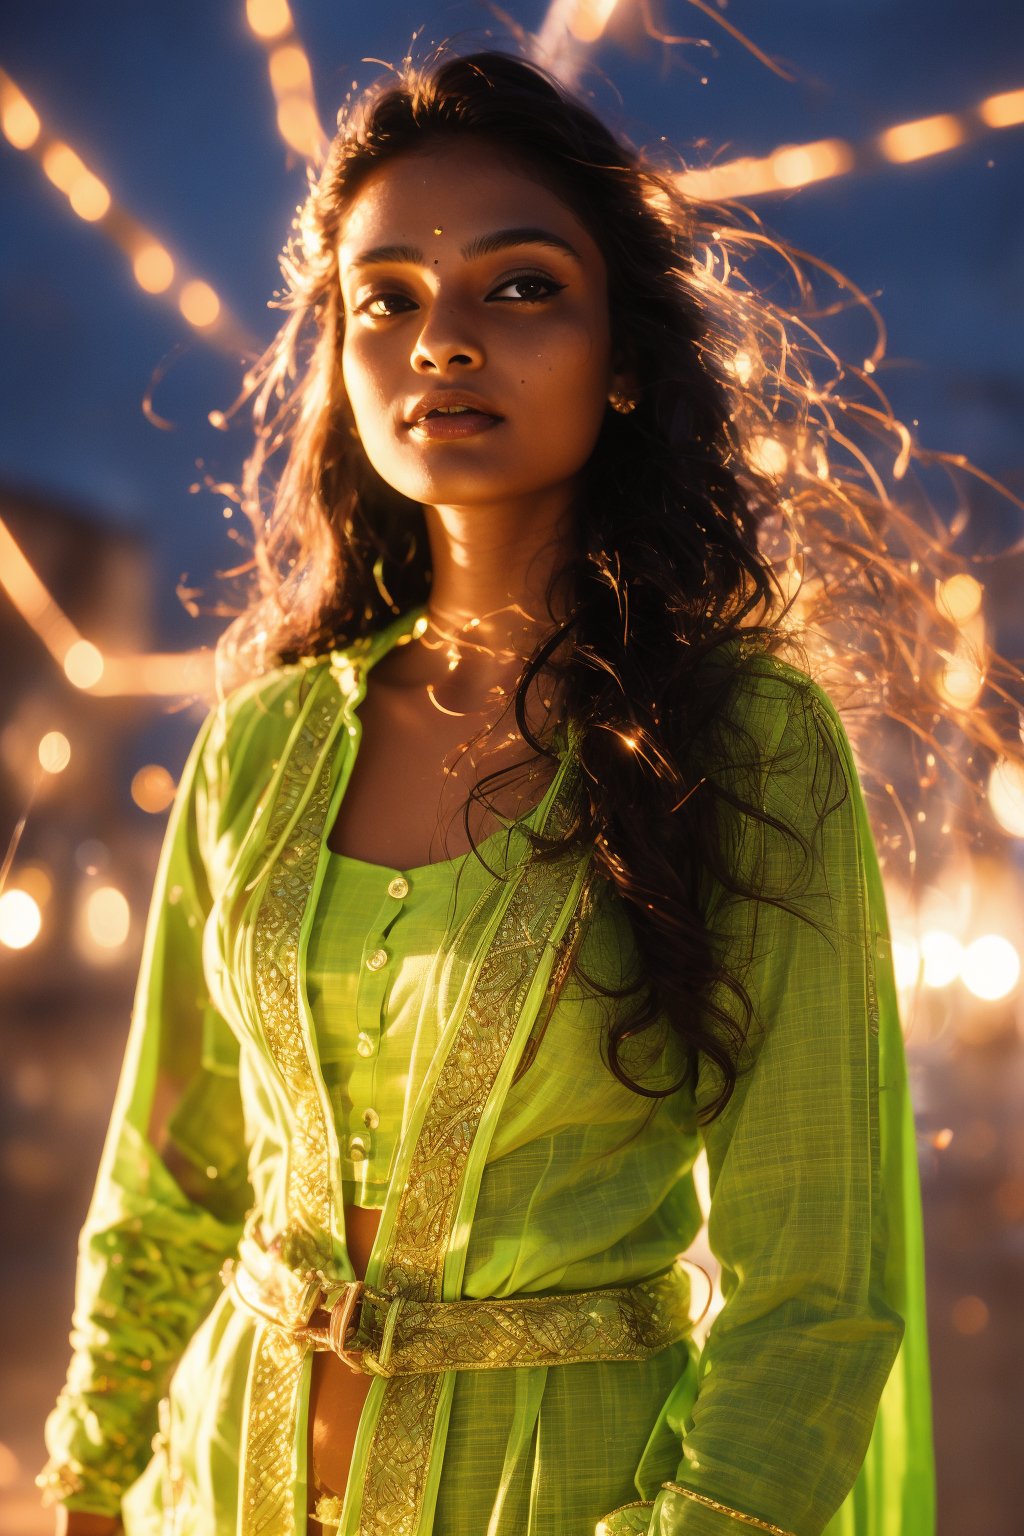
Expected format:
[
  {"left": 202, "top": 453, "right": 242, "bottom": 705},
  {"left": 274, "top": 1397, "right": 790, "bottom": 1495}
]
[{"left": 2, "top": 0, "right": 1023, "bottom": 651}]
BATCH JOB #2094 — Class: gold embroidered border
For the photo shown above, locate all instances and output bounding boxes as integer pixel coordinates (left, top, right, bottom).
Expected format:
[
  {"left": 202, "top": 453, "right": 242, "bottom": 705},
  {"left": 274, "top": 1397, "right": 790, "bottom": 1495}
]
[
  {"left": 595, "top": 1501, "right": 656, "bottom": 1536},
  {"left": 244, "top": 691, "right": 341, "bottom": 1536},
  {"left": 661, "top": 1483, "right": 797, "bottom": 1536},
  {"left": 359, "top": 779, "right": 584, "bottom": 1536},
  {"left": 349, "top": 1260, "right": 692, "bottom": 1374}
]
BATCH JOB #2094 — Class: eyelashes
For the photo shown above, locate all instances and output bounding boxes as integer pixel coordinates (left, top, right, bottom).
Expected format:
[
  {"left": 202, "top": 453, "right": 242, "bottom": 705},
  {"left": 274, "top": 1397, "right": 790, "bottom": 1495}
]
[{"left": 354, "top": 270, "right": 567, "bottom": 318}]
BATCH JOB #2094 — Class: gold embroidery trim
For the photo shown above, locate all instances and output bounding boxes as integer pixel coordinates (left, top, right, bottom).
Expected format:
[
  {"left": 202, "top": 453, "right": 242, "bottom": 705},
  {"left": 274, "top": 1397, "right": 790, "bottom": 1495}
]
[
  {"left": 595, "top": 1501, "right": 656, "bottom": 1536},
  {"left": 228, "top": 1252, "right": 694, "bottom": 1375},
  {"left": 356, "top": 1262, "right": 691, "bottom": 1374},
  {"left": 359, "top": 779, "right": 585, "bottom": 1536},
  {"left": 661, "top": 1483, "right": 797, "bottom": 1536},
  {"left": 243, "top": 690, "right": 342, "bottom": 1536}
]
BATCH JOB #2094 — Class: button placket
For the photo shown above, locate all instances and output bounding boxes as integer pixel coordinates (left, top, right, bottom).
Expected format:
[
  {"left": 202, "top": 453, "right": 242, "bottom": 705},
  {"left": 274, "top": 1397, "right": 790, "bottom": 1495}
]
[{"left": 347, "top": 871, "right": 409, "bottom": 1168}]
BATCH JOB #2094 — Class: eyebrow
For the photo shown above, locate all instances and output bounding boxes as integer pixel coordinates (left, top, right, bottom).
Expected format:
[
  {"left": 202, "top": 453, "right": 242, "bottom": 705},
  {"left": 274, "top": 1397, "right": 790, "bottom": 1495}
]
[{"left": 348, "top": 226, "right": 583, "bottom": 269}]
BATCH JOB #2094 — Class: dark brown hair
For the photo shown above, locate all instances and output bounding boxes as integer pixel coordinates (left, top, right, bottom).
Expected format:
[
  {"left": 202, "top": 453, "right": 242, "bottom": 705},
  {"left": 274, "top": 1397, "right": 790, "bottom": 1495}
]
[{"left": 215, "top": 46, "right": 1024, "bottom": 1123}]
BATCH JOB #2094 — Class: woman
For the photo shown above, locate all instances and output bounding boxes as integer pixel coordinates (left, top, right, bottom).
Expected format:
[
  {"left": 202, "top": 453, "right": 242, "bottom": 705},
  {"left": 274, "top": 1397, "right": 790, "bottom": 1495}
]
[{"left": 39, "top": 48, "right": 946, "bottom": 1536}]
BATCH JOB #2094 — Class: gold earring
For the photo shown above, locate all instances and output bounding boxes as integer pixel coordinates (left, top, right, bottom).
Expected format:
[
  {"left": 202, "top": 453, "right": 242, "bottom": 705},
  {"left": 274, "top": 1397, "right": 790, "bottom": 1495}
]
[{"left": 608, "top": 390, "right": 638, "bottom": 414}]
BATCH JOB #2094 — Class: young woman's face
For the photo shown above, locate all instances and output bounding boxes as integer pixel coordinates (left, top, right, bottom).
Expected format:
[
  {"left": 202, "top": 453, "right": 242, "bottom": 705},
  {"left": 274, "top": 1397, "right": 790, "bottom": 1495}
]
[{"left": 337, "top": 139, "right": 621, "bottom": 512}]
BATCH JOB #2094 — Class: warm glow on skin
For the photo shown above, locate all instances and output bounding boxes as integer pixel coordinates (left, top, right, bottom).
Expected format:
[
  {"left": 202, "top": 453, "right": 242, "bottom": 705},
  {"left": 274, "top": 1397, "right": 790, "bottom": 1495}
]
[{"left": 337, "top": 140, "right": 628, "bottom": 529}]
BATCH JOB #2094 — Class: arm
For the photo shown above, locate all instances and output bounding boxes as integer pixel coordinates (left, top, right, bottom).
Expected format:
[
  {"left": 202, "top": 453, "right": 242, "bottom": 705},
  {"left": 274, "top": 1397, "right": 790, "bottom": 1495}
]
[
  {"left": 38, "top": 707, "right": 253, "bottom": 1524},
  {"left": 603, "top": 669, "right": 929, "bottom": 1536}
]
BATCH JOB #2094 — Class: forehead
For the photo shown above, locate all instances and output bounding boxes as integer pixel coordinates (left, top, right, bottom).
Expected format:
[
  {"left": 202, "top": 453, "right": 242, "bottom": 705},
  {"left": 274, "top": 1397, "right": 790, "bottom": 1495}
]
[{"left": 337, "top": 140, "right": 600, "bottom": 265}]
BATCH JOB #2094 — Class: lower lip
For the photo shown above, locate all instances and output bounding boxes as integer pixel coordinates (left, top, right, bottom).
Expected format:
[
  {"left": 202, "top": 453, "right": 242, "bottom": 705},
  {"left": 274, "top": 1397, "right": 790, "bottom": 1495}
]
[{"left": 408, "top": 412, "right": 503, "bottom": 440}]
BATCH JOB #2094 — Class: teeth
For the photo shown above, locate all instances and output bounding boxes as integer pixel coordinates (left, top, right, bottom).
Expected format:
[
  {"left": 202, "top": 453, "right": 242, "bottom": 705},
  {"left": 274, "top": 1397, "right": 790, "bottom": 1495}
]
[{"left": 433, "top": 405, "right": 472, "bottom": 415}]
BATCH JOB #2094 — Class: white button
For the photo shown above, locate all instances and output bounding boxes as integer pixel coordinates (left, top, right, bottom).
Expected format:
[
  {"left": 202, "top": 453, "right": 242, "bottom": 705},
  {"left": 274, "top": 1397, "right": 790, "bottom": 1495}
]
[
  {"left": 356, "top": 1032, "right": 375, "bottom": 1058},
  {"left": 387, "top": 876, "right": 410, "bottom": 899},
  {"left": 366, "top": 947, "right": 388, "bottom": 972},
  {"left": 363, "top": 1107, "right": 380, "bottom": 1130},
  {"left": 348, "top": 1135, "right": 368, "bottom": 1162}
]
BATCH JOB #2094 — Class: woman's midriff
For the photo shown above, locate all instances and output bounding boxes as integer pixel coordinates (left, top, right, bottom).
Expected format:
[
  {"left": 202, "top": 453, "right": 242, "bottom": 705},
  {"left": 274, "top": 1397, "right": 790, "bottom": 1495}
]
[{"left": 307, "top": 1204, "right": 383, "bottom": 1530}]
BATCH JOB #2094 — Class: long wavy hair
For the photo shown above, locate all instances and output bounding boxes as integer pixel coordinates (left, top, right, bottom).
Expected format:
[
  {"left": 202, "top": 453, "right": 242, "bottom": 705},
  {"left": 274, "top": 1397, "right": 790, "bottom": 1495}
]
[{"left": 213, "top": 45, "right": 1024, "bottom": 1123}]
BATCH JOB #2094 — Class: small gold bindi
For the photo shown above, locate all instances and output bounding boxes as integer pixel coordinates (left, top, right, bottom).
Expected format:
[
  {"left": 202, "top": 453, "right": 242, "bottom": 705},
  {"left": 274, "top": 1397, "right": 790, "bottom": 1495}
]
[{"left": 433, "top": 225, "right": 443, "bottom": 235}]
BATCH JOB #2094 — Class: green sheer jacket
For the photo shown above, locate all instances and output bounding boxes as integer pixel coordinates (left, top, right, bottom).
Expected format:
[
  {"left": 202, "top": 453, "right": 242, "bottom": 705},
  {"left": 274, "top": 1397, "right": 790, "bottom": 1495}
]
[{"left": 40, "top": 608, "right": 936, "bottom": 1536}]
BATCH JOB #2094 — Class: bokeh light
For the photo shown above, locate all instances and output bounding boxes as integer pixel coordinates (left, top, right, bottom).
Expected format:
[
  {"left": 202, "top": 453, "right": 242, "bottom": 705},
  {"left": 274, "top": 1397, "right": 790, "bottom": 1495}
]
[
  {"left": 246, "top": 0, "right": 293, "bottom": 41},
  {"left": 771, "top": 138, "right": 853, "bottom": 187},
  {"left": 961, "top": 934, "right": 1021, "bottom": 1002},
  {"left": 132, "top": 243, "right": 175, "bottom": 294},
  {"left": 41, "top": 141, "right": 85, "bottom": 193},
  {"left": 879, "top": 113, "right": 965, "bottom": 163},
  {"left": 131, "top": 764, "right": 176, "bottom": 814},
  {"left": 63, "top": 639, "right": 104, "bottom": 689},
  {"left": 747, "top": 434, "right": 789, "bottom": 478},
  {"left": 938, "top": 654, "right": 984, "bottom": 708},
  {"left": 179, "top": 279, "right": 221, "bottom": 328},
  {"left": 84, "top": 886, "right": 130, "bottom": 951},
  {"left": 951, "top": 1294, "right": 990, "bottom": 1335},
  {"left": 0, "top": 889, "right": 42, "bottom": 950},
  {"left": 68, "top": 172, "right": 111, "bottom": 222},
  {"left": 987, "top": 758, "right": 1024, "bottom": 837},
  {"left": 275, "top": 97, "right": 322, "bottom": 157},
  {"left": 936, "top": 573, "right": 983, "bottom": 625},
  {"left": 1, "top": 91, "right": 40, "bottom": 150},
  {"left": 37, "top": 730, "right": 71, "bottom": 774},
  {"left": 920, "top": 929, "right": 964, "bottom": 989}
]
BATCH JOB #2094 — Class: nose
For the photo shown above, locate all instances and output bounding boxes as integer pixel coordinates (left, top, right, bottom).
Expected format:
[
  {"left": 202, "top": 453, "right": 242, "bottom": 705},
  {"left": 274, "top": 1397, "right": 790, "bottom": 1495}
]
[{"left": 411, "top": 304, "right": 484, "bottom": 375}]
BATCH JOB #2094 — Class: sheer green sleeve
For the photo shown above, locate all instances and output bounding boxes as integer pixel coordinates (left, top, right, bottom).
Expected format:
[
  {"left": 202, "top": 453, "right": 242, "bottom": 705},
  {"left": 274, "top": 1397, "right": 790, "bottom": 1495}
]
[
  {"left": 639, "top": 668, "right": 932, "bottom": 1536},
  {"left": 38, "top": 707, "right": 253, "bottom": 1518}
]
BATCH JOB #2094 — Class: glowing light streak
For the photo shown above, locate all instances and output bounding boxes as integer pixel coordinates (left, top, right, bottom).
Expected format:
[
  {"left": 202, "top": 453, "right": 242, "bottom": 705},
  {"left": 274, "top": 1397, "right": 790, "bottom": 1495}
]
[
  {"left": 246, "top": 1, "right": 326, "bottom": 162},
  {"left": 771, "top": 138, "right": 854, "bottom": 188},
  {"left": 0, "top": 515, "right": 215, "bottom": 698},
  {"left": 678, "top": 85, "right": 1024, "bottom": 201},
  {"left": 0, "top": 79, "right": 39, "bottom": 148},
  {"left": 879, "top": 113, "right": 965, "bottom": 164},
  {"left": 570, "top": 0, "right": 620, "bottom": 43},
  {"left": 979, "top": 88, "right": 1024, "bottom": 128},
  {"left": 246, "top": 0, "right": 293, "bottom": 40},
  {"left": 0, "top": 68, "right": 258, "bottom": 357},
  {"left": 535, "top": 0, "right": 624, "bottom": 82}
]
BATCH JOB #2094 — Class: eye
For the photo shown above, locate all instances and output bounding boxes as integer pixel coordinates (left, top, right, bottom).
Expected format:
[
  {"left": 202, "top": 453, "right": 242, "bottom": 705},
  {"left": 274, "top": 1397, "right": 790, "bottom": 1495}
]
[
  {"left": 488, "top": 272, "right": 567, "bottom": 303},
  {"left": 356, "top": 291, "right": 417, "bottom": 319}
]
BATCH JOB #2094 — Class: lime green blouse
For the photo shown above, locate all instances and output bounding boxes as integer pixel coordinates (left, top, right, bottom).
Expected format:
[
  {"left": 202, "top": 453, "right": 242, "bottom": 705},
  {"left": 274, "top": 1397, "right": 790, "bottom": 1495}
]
[
  {"left": 308, "top": 815, "right": 545, "bottom": 1208},
  {"left": 38, "top": 608, "right": 936, "bottom": 1536}
]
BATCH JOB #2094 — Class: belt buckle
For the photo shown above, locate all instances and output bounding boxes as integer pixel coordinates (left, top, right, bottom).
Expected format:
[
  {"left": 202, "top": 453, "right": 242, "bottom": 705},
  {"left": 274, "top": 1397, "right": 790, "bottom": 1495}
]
[{"left": 327, "top": 1280, "right": 365, "bottom": 1372}]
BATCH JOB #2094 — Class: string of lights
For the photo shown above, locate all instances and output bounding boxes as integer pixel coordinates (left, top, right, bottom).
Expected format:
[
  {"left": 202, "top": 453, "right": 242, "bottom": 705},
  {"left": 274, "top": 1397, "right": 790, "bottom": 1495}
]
[
  {"left": 0, "top": 517, "right": 212, "bottom": 700},
  {"left": 0, "top": 67, "right": 261, "bottom": 358},
  {"left": 678, "top": 86, "right": 1024, "bottom": 201},
  {"left": 535, "top": 0, "right": 624, "bottom": 81},
  {"left": 244, "top": 0, "right": 328, "bottom": 164}
]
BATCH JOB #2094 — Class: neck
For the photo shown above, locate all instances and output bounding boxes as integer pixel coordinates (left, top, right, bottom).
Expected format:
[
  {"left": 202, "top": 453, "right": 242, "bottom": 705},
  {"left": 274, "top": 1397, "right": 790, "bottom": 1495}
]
[{"left": 422, "top": 486, "right": 578, "bottom": 664}]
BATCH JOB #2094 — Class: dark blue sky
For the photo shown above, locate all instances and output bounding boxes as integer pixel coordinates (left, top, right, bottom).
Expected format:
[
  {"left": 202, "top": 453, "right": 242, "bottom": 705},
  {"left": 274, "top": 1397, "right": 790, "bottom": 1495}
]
[{"left": 2, "top": 0, "right": 1023, "bottom": 650}]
